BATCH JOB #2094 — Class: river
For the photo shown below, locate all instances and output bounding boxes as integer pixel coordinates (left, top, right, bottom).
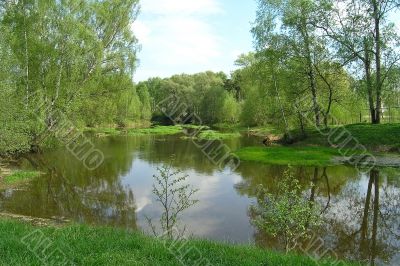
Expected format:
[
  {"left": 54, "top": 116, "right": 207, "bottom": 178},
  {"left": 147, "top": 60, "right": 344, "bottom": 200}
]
[{"left": 0, "top": 134, "right": 399, "bottom": 265}]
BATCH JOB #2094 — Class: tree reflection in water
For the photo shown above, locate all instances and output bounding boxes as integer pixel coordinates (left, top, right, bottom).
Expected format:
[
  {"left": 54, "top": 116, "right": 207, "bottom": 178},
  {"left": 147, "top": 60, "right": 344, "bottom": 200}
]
[
  {"left": 239, "top": 166, "right": 400, "bottom": 265},
  {"left": 0, "top": 153, "right": 137, "bottom": 229},
  {"left": 1, "top": 135, "right": 399, "bottom": 264}
]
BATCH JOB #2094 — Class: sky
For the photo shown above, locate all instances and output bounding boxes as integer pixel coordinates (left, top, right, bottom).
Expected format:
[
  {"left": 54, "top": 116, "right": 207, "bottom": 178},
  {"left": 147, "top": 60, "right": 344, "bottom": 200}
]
[{"left": 131, "top": 0, "right": 257, "bottom": 81}]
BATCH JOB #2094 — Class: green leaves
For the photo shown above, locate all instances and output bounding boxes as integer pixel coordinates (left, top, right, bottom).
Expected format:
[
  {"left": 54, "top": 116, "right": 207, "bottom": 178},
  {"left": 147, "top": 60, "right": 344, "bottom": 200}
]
[
  {"left": 0, "top": 0, "right": 143, "bottom": 154},
  {"left": 148, "top": 163, "right": 199, "bottom": 238},
  {"left": 251, "top": 169, "right": 322, "bottom": 252}
]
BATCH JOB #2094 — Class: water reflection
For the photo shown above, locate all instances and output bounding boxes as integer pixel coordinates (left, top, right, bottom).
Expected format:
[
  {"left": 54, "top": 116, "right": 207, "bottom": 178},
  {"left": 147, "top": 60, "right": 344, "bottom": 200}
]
[
  {"left": 0, "top": 134, "right": 398, "bottom": 264},
  {"left": 0, "top": 142, "right": 137, "bottom": 229},
  {"left": 319, "top": 168, "right": 400, "bottom": 265}
]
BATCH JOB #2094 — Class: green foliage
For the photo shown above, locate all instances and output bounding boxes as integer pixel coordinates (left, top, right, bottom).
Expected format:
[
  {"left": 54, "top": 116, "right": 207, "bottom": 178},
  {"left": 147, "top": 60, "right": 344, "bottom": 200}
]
[
  {"left": 0, "top": 91, "right": 33, "bottom": 155},
  {"left": 199, "top": 86, "right": 227, "bottom": 124},
  {"left": 136, "top": 83, "right": 152, "bottom": 121},
  {"left": 221, "top": 93, "right": 241, "bottom": 123},
  {"left": 0, "top": 0, "right": 146, "bottom": 155},
  {"left": 240, "top": 86, "right": 270, "bottom": 127},
  {"left": 251, "top": 170, "right": 322, "bottom": 252},
  {"left": 141, "top": 71, "right": 236, "bottom": 126},
  {"left": 115, "top": 88, "right": 142, "bottom": 127},
  {"left": 146, "top": 164, "right": 198, "bottom": 238}
]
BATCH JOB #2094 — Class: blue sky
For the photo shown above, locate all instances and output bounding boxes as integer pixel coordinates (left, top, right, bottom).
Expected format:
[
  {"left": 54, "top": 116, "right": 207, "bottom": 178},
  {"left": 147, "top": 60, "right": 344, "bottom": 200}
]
[
  {"left": 132, "top": 0, "right": 257, "bottom": 81},
  {"left": 132, "top": 1, "right": 399, "bottom": 82}
]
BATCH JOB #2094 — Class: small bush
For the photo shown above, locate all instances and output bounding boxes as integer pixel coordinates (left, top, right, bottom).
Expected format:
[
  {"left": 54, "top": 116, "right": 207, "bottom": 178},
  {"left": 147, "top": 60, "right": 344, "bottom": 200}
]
[{"left": 251, "top": 170, "right": 322, "bottom": 252}]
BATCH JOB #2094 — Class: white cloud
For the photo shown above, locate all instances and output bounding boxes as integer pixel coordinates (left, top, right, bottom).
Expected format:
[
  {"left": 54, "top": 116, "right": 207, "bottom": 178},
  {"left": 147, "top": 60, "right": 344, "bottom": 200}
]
[
  {"left": 132, "top": 20, "right": 150, "bottom": 44},
  {"left": 132, "top": 0, "right": 225, "bottom": 80},
  {"left": 140, "top": 0, "right": 222, "bottom": 15}
]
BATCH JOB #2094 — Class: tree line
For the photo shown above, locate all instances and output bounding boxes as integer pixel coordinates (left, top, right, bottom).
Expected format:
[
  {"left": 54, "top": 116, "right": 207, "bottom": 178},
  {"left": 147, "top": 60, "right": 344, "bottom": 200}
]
[{"left": 1, "top": 0, "right": 399, "bottom": 155}]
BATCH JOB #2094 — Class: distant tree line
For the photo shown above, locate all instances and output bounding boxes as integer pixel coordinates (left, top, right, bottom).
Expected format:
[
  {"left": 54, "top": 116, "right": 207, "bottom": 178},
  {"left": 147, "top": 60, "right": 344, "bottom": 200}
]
[{"left": 138, "top": 71, "right": 241, "bottom": 126}]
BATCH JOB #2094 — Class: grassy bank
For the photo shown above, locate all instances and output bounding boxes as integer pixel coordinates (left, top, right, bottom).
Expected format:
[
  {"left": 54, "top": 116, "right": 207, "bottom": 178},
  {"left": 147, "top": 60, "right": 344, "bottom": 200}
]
[
  {"left": 297, "top": 123, "right": 400, "bottom": 152},
  {"left": 86, "top": 125, "right": 184, "bottom": 137},
  {"left": 235, "top": 146, "right": 344, "bottom": 166},
  {"left": 198, "top": 130, "right": 241, "bottom": 140},
  {"left": 0, "top": 219, "right": 353, "bottom": 266},
  {"left": 126, "top": 125, "right": 183, "bottom": 136},
  {"left": 0, "top": 170, "right": 41, "bottom": 189},
  {"left": 86, "top": 125, "right": 244, "bottom": 140}
]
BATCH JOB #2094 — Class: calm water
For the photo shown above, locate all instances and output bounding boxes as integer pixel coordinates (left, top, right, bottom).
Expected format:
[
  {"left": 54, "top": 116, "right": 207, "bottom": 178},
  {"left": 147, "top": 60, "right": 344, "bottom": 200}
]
[{"left": 1, "top": 134, "right": 399, "bottom": 265}]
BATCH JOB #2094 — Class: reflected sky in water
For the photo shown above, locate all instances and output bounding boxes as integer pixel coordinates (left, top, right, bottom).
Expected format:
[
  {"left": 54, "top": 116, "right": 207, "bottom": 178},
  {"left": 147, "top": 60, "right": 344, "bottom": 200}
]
[{"left": 0, "top": 134, "right": 399, "bottom": 265}]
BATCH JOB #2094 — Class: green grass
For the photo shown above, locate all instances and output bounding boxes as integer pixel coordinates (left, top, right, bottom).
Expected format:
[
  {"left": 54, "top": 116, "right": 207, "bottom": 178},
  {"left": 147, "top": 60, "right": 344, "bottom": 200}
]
[
  {"left": 235, "top": 146, "right": 345, "bottom": 166},
  {"left": 340, "top": 123, "right": 400, "bottom": 146},
  {"left": 2, "top": 170, "right": 41, "bottom": 185},
  {"left": 86, "top": 126, "right": 185, "bottom": 136},
  {"left": 198, "top": 130, "right": 241, "bottom": 140},
  {"left": 0, "top": 219, "right": 356, "bottom": 266},
  {"left": 298, "top": 123, "right": 400, "bottom": 151},
  {"left": 126, "top": 125, "right": 183, "bottom": 136},
  {"left": 181, "top": 124, "right": 210, "bottom": 130}
]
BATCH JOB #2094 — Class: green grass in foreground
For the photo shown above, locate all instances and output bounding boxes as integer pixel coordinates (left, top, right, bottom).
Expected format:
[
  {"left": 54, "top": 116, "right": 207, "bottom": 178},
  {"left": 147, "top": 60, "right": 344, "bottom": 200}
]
[
  {"left": 198, "top": 130, "right": 241, "bottom": 140},
  {"left": 0, "top": 219, "right": 354, "bottom": 266},
  {"left": 235, "top": 146, "right": 344, "bottom": 166},
  {"left": 2, "top": 170, "right": 41, "bottom": 185}
]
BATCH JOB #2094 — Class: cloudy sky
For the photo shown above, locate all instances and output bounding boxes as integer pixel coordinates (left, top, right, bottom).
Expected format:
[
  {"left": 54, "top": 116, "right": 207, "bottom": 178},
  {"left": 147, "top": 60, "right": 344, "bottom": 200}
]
[{"left": 131, "top": 0, "right": 256, "bottom": 81}]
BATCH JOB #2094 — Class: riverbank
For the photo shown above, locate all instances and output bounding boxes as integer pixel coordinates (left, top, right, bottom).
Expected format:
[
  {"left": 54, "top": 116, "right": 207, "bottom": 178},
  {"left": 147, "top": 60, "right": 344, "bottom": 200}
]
[
  {"left": 85, "top": 125, "right": 184, "bottom": 137},
  {"left": 85, "top": 125, "right": 243, "bottom": 140},
  {"left": 0, "top": 163, "right": 41, "bottom": 189},
  {"left": 295, "top": 123, "right": 400, "bottom": 152},
  {"left": 235, "top": 146, "right": 343, "bottom": 166},
  {"left": 0, "top": 219, "right": 355, "bottom": 265},
  {"left": 234, "top": 123, "right": 400, "bottom": 167}
]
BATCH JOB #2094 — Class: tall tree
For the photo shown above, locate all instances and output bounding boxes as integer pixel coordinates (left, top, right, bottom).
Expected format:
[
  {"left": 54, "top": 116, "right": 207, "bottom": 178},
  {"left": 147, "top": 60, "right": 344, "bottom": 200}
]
[
  {"left": 315, "top": 0, "right": 400, "bottom": 123},
  {"left": 0, "top": 0, "right": 141, "bottom": 154},
  {"left": 252, "top": 0, "right": 323, "bottom": 127}
]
